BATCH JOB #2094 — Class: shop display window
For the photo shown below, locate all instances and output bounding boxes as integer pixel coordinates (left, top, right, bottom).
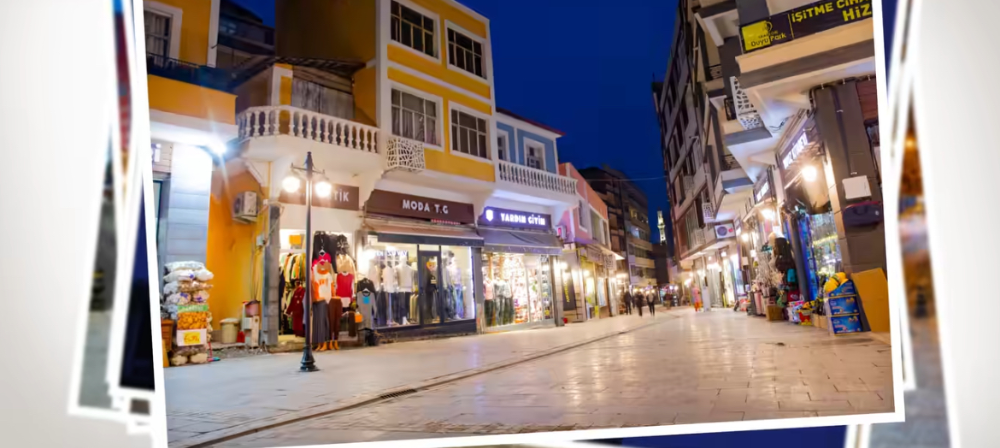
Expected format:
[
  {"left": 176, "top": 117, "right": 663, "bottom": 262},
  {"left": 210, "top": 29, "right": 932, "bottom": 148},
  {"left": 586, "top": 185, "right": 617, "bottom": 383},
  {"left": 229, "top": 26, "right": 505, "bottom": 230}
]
[
  {"left": 358, "top": 242, "right": 419, "bottom": 328},
  {"left": 441, "top": 246, "right": 475, "bottom": 323},
  {"left": 482, "top": 253, "right": 554, "bottom": 327},
  {"left": 809, "top": 212, "right": 842, "bottom": 279}
]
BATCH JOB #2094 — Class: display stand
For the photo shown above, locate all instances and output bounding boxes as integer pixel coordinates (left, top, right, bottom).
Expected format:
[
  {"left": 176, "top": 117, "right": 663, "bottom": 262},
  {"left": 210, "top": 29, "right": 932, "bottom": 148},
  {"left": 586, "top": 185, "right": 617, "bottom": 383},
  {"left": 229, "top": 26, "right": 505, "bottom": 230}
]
[{"left": 824, "top": 280, "right": 867, "bottom": 335}]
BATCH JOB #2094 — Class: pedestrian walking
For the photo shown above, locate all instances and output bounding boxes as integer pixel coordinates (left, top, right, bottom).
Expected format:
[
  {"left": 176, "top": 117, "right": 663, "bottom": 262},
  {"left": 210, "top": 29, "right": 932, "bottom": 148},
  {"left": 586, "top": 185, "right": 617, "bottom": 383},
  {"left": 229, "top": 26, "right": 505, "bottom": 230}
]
[
  {"left": 623, "top": 289, "right": 632, "bottom": 315},
  {"left": 647, "top": 291, "right": 656, "bottom": 316},
  {"left": 635, "top": 289, "right": 645, "bottom": 317}
]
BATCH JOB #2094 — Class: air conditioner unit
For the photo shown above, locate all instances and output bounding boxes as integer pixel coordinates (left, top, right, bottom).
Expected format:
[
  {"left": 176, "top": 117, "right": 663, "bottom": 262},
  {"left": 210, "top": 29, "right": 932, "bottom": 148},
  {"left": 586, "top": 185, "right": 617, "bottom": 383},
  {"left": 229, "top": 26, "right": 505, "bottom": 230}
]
[
  {"left": 233, "top": 191, "right": 259, "bottom": 223},
  {"left": 715, "top": 223, "right": 736, "bottom": 239}
]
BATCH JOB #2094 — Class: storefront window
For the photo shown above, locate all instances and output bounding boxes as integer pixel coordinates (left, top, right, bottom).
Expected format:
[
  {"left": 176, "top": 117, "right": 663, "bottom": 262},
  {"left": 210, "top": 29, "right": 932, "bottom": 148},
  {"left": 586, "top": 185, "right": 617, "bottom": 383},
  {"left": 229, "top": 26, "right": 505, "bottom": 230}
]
[
  {"left": 357, "top": 242, "right": 419, "bottom": 328},
  {"left": 482, "top": 252, "right": 554, "bottom": 327},
  {"left": 808, "top": 212, "right": 842, "bottom": 282},
  {"left": 441, "top": 246, "right": 475, "bottom": 322}
]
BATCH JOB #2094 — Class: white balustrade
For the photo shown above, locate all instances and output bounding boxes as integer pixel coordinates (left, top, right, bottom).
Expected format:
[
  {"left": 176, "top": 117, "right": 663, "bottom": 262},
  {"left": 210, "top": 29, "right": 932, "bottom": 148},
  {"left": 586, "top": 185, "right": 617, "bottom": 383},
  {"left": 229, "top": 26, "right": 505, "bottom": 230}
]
[
  {"left": 497, "top": 160, "right": 577, "bottom": 196},
  {"left": 729, "top": 77, "right": 764, "bottom": 131},
  {"left": 237, "top": 105, "right": 380, "bottom": 153},
  {"left": 385, "top": 137, "right": 425, "bottom": 172}
]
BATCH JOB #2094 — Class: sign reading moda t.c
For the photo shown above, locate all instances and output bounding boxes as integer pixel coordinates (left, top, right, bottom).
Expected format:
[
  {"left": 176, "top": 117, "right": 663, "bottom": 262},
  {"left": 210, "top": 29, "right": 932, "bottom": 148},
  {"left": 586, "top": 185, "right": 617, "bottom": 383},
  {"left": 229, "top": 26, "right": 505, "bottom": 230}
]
[
  {"left": 365, "top": 190, "right": 476, "bottom": 224},
  {"left": 478, "top": 207, "right": 552, "bottom": 231},
  {"left": 740, "top": 0, "right": 873, "bottom": 53}
]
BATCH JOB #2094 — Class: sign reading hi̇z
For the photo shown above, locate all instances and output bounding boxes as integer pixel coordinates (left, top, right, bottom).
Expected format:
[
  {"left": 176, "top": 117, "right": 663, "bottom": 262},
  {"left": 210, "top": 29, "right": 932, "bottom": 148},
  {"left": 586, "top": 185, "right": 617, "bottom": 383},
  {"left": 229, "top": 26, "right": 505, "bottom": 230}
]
[{"left": 741, "top": 0, "right": 873, "bottom": 53}]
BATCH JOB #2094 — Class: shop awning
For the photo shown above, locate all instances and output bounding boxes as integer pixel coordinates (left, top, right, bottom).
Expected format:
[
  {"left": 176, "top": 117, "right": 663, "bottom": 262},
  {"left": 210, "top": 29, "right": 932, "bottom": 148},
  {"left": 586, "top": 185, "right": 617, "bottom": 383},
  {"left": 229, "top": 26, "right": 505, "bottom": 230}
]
[
  {"left": 364, "top": 220, "right": 483, "bottom": 247},
  {"left": 478, "top": 228, "right": 563, "bottom": 255}
]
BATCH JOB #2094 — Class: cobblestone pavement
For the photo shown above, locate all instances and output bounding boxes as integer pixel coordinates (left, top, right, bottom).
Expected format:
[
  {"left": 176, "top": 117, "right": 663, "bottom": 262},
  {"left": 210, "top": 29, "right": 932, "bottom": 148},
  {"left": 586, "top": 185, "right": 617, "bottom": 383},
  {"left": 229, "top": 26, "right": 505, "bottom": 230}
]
[
  {"left": 868, "top": 317, "right": 949, "bottom": 448},
  {"left": 214, "top": 309, "right": 893, "bottom": 447}
]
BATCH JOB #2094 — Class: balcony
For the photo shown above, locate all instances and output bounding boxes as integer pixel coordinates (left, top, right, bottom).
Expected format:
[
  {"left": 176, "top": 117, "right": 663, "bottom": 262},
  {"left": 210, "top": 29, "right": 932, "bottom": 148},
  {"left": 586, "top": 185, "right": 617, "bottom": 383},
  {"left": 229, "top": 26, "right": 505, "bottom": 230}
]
[
  {"left": 497, "top": 160, "right": 578, "bottom": 197},
  {"left": 236, "top": 105, "right": 382, "bottom": 173},
  {"left": 146, "top": 53, "right": 231, "bottom": 92},
  {"left": 385, "top": 137, "right": 425, "bottom": 172}
]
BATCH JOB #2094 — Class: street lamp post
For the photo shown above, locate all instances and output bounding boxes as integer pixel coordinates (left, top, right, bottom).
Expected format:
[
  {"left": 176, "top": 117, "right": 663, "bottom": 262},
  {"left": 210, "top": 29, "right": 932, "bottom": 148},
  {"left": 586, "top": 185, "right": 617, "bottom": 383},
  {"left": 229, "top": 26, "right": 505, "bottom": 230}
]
[{"left": 283, "top": 151, "right": 332, "bottom": 373}]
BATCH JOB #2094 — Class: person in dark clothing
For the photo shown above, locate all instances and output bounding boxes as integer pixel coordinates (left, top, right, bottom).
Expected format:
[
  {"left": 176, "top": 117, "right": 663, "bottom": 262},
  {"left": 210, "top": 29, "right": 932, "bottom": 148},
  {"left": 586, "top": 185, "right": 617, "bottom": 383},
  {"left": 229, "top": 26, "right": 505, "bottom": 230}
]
[
  {"left": 623, "top": 290, "right": 632, "bottom": 315},
  {"left": 635, "top": 289, "right": 645, "bottom": 317},
  {"left": 647, "top": 291, "right": 656, "bottom": 316}
]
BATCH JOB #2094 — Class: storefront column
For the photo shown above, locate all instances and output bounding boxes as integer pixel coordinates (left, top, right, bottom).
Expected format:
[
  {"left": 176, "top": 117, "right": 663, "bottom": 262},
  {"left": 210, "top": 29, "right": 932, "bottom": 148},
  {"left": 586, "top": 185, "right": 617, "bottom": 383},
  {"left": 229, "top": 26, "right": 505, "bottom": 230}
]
[
  {"left": 552, "top": 256, "right": 565, "bottom": 326},
  {"left": 472, "top": 247, "right": 485, "bottom": 334},
  {"left": 262, "top": 203, "right": 282, "bottom": 346},
  {"left": 813, "top": 82, "right": 887, "bottom": 275}
]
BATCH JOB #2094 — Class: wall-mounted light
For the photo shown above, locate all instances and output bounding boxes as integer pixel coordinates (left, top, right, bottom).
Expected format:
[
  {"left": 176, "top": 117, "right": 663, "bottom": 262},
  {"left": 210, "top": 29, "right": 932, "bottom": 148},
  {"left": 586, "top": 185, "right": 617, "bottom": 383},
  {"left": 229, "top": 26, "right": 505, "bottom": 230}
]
[
  {"left": 761, "top": 208, "right": 776, "bottom": 221},
  {"left": 802, "top": 165, "right": 818, "bottom": 182},
  {"left": 741, "top": 233, "right": 750, "bottom": 242}
]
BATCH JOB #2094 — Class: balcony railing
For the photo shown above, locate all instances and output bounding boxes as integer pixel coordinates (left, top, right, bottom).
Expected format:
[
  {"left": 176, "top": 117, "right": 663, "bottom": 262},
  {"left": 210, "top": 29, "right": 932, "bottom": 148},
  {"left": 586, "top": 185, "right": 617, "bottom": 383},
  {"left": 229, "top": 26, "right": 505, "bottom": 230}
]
[
  {"left": 723, "top": 154, "right": 740, "bottom": 171},
  {"left": 237, "top": 105, "right": 380, "bottom": 153},
  {"left": 497, "top": 160, "right": 577, "bottom": 196},
  {"left": 385, "top": 137, "right": 425, "bottom": 172},
  {"left": 708, "top": 64, "right": 723, "bottom": 81},
  {"left": 146, "top": 53, "right": 231, "bottom": 92},
  {"left": 729, "top": 77, "right": 764, "bottom": 130}
]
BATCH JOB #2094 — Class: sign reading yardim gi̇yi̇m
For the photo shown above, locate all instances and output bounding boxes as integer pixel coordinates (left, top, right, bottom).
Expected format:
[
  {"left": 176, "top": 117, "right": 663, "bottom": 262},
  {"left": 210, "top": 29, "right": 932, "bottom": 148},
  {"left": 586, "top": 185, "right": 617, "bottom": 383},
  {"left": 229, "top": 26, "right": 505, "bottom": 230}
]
[{"left": 740, "top": 0, "right": 873, "bottom": 53}]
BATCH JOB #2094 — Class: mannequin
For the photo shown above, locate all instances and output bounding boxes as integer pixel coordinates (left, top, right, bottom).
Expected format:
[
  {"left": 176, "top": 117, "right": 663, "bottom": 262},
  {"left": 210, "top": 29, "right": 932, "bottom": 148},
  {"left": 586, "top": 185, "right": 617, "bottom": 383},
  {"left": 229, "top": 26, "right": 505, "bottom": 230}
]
[
  {"left": 395, "top": 258, "right": 414, "bottom": 325},
  {"left": 311, "top": 253, "right": 334, "bottom": 351},
  {"left": 445, "top": 252, "right": 462, "bottom": 319},
  {"left": 425, "top": 258, "right": 439, "bottom": 323},
  {"left": 381, "top": 258, "right": 398, "bottom": 327}
]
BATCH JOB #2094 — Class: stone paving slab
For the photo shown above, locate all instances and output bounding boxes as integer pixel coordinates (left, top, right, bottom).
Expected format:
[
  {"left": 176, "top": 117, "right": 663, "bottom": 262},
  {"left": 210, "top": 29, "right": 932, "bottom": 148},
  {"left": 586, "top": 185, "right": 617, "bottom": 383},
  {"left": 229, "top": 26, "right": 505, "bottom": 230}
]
[
  {"left": 214, "top": 309, "right": 895, "bottom": 447},
  {"left": 166, "top": 308, "right": 673, "bottom": 447}
]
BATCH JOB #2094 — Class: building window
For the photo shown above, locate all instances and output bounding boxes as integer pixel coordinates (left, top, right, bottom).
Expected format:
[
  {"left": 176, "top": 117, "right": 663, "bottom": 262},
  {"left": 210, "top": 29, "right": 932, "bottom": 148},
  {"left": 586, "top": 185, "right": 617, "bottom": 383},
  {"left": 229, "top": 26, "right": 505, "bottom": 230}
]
[
  {"left": 450, "top": 109, "right": 489, "bottom": 159},
  {"left": 391, "top": 1, "right": 435, "bottom": 58},
  {"left": 497, "top": 132, "right": 508, "bottom": 161},
  {"left": 447, "top": 28, "right": 484, "bottom": 78},
  {"left": 391, "top": 89, "right": 438, "bottom": 145},
  {"left": 525, "top": 143, "right": 545, "bottom": 170},
  {"left": 145, "top": 11, "right": 172, "bottom": 59},
  {"left": 578, "top": 201, "right": 587, "bottom": 229}
]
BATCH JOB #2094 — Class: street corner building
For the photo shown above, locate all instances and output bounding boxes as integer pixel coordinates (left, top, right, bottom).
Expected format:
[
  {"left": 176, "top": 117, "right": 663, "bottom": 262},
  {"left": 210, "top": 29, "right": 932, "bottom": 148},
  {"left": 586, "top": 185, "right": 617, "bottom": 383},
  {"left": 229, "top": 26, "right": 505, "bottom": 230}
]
[
  {"left": 146, "top": 0, "right": 616, "bottom": 364},
  {"left": 652, "top": 0, "right": 890, "bottom": 342}
]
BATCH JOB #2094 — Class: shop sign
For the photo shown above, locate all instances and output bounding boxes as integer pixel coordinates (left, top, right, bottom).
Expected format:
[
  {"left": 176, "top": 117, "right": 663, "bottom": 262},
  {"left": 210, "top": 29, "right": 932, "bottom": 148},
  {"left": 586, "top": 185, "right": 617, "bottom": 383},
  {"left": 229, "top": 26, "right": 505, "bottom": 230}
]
[
  {"left": 365, "top": 190, "right": 475, "bottom": 224},
  {"left": 479, "top": 207, "right": 552, "bottom": 231},
  {"left": 279, "top": 184, "right": 360, "bottom": 211},
  {"left": 741, "top": 0, "right": 873, "bottom": 53},
  {"left": 586, "top": 245, "right": 603, "bottom": 262},
  {"left": 754, "top": 170, "right": 774, "bottom": 204},
  {"left": 781, "top": 133, "right": 810, "bottom": 169}
]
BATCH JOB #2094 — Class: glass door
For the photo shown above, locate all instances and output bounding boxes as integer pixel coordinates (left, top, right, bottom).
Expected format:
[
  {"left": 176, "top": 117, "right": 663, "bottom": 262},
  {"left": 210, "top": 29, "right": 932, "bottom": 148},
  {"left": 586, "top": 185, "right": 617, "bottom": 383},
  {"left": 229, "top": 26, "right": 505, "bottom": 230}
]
[{"left": 418, "top": 249, "right": 442, "bottom": 325}]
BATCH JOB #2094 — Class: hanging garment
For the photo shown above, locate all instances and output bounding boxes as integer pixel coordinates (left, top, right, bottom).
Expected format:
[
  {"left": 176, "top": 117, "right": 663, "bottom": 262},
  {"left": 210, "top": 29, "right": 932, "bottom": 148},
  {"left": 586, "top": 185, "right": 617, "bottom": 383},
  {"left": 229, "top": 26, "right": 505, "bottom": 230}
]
[
  {"left": 409, "top": 293, "right": 419, "bottom": 323},
  {"left": 425, "top": 272, "right": 439, "bottom": 321},
  {"left": 367, "top": 262, "right": 381, "bottom": 290},
  {"left": 335, "top": 272, "right": 355, "bottom": 306},
  {"left": 311, "top": 300, "right": 330, "bottom": 343},
  {"left": 382, "top": 264, "right": 398, "bottom": 291},
  {"left": 356, "top": 289, "right": 375, "bottom": 331},
  {"left": 396, "top": 263, "right": 414, "bottom": 292},
  {"left": 327, "top": 298, "right": 343, "bottom": 341},
  {"left": 286, "top": 286, "right": 305, "bottom": 337},
  {"left": 312, "top": 269, "right": 334, "bottom": 302}
]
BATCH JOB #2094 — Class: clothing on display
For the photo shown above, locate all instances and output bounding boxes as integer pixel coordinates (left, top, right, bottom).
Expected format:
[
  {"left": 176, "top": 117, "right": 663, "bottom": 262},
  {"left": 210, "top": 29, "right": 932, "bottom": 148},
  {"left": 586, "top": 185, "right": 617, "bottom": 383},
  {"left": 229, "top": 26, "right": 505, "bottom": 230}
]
[
  {"left": 482, "top": 253, "right": 552, "bottom": 327},
  {"left": 278, "top": 252, "right": 308, "bottom": 336}
]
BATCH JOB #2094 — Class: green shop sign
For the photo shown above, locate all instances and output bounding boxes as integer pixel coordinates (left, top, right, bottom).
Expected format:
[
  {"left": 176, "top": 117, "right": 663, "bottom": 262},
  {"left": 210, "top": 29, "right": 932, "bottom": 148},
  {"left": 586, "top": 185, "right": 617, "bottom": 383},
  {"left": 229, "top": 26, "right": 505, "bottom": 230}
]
[{"left": 740, "top": 0, "right": 873, "bottom": 53}]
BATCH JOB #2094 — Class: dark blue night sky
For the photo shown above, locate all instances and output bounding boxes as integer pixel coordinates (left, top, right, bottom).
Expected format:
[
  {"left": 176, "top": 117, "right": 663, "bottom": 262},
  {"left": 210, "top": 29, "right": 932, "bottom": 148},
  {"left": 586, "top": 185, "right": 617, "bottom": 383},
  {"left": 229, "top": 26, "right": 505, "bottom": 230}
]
[{"left": 232, "top": 0, "right": 678, "bottom": 241}]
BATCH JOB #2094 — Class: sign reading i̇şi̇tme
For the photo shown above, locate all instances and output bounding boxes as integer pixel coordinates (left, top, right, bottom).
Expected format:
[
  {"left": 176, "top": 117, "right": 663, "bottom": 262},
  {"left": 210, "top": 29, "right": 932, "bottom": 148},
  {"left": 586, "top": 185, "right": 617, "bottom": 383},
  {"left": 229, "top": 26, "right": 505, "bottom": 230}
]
[{"left": 740, "top": 0, "right": 873, "bottom": 53}]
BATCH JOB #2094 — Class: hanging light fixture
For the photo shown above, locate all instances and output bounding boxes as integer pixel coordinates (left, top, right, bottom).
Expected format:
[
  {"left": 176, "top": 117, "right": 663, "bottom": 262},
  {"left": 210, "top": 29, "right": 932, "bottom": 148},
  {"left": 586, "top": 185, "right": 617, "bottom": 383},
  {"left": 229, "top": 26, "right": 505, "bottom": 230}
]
[{"left": 802, "top": 165, "right": 818, "bottom": 182}]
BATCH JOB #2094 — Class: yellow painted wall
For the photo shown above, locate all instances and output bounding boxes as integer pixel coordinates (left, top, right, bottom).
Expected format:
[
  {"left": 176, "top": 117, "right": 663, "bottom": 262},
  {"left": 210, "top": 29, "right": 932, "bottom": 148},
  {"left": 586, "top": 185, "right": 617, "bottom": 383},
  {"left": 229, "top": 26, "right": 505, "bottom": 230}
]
[
  {"left": 205, "top": 169, "right": 264, "bottom": 329},
  {"left": 148, "top": 75, "right": 236, "bottom": 124},
  {"left": 275, "top": 0, "right": 376, "bottom": 62},
  {"left": 386, "top": 0, "right": 491, "bottom": 99},
  {"left": 354, "top": 67, "right": 378, "bottom": 126},
  {"left": 388, "top": 67, "right": 494, "bottom": 182},
  {"left": 149, "top": 0, "right": 213, "bottom": 65},
  {"left": 233, "top": 69, "right": 270, "bottom": 112}
]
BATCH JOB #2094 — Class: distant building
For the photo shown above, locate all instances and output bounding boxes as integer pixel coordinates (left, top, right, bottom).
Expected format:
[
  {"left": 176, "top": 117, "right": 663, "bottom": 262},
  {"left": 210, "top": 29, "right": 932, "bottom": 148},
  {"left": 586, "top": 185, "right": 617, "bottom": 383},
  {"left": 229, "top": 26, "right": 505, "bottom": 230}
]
[
  {"left": 215, "top": 0, "right": 275, "bottom": 69},
  {"left": 578, "top": 166, "right": 657, "bottom": 289}
]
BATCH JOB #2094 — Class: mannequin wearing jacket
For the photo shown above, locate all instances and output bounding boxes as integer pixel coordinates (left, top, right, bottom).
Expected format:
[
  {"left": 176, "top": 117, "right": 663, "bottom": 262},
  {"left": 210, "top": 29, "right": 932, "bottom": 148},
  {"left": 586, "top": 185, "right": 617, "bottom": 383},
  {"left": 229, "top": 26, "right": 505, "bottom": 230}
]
[{"left": 311, "top": 254, "right": 334, "bottom": 351}]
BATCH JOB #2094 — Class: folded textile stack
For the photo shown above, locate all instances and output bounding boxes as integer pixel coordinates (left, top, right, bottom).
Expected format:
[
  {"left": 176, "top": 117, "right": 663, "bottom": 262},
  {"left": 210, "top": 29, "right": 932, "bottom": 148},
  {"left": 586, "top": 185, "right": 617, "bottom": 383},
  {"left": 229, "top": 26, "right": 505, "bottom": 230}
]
[{"left": 162, "top": 261, "right": 214, "bottom": 366}]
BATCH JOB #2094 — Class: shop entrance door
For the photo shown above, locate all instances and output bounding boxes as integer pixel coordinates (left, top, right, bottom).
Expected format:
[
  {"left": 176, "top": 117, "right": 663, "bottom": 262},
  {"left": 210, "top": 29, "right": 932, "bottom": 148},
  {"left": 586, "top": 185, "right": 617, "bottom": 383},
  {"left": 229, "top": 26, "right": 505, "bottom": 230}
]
[{"left": 417, "top": 250, "right": 442, "bottom": 325}]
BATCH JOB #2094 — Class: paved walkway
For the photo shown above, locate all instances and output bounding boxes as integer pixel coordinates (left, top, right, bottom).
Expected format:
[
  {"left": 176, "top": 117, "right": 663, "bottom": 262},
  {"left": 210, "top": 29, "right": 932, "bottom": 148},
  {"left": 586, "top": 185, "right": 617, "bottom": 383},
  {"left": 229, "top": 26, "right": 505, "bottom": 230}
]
[
  {"left": 166, "top": 308, "right": 670, "bottom": 447},
  {"left": 206, "top": 309, "right": 893, "bottom": 447}
]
